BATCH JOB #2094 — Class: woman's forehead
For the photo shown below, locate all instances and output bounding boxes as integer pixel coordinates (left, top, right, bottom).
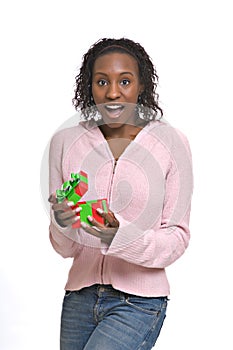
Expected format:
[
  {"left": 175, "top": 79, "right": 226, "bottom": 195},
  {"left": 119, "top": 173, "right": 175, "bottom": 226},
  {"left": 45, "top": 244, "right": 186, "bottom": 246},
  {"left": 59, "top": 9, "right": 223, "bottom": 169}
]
[{"left": 93, "top": 52, "right": 139, "bottom": 73}]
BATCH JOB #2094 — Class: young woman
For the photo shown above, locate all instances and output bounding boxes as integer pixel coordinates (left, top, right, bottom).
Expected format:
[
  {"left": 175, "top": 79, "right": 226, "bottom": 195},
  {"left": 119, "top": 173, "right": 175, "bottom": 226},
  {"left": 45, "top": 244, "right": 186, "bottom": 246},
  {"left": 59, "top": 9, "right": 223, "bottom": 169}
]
[{"left": 48, "top": 38, "right": 193, "bottom": 349}]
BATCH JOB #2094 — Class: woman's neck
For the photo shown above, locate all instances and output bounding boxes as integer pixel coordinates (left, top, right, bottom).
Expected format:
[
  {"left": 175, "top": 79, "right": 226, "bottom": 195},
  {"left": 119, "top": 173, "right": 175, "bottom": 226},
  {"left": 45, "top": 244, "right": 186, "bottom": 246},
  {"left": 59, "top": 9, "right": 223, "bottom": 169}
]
[
  {"left": 98, "top": 119, "right": 147, "bottom": 140},
  {"left": 98, "top": 120, "right": 148, "bottom": 161}
]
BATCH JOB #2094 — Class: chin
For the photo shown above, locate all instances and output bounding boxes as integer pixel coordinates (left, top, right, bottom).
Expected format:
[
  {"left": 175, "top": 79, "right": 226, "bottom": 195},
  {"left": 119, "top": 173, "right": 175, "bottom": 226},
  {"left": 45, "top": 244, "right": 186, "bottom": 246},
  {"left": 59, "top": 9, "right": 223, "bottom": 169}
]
[{"left": 104, "top": 121, "right": 124, "bottom": 129}]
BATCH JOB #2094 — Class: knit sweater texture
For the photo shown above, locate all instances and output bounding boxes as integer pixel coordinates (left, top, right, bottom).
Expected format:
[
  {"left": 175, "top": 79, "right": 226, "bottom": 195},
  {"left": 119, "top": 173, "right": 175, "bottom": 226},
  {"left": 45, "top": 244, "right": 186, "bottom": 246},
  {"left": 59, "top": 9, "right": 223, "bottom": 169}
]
[{"left": 49, "top": 119, "right": 193, "bottom": 297}]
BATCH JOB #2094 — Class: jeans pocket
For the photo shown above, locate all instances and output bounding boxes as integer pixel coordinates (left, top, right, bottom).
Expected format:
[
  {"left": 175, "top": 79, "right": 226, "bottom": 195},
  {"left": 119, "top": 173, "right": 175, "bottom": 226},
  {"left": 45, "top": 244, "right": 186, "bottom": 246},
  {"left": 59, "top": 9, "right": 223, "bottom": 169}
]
[{"left": 125, "top": 295, "right": 167, "bottom": 315}]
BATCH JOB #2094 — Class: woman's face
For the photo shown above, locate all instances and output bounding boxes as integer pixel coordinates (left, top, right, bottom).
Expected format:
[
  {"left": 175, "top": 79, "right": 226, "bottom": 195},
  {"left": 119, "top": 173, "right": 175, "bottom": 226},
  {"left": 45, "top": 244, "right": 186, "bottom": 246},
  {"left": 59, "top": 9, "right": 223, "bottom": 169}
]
[{"left": 92, "top": 52, "right": 143, "bottom": 127}]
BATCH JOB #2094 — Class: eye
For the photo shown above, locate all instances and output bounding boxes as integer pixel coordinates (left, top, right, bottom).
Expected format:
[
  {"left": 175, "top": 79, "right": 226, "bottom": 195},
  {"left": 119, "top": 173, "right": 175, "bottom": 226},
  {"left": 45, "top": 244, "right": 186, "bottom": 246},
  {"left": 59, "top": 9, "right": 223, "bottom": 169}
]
[
  {"left": 120, "top": 79, "right": 130, "bottom": 86},
  {"left": 97, "top": 79, "right": 108, "bottom": 86}
]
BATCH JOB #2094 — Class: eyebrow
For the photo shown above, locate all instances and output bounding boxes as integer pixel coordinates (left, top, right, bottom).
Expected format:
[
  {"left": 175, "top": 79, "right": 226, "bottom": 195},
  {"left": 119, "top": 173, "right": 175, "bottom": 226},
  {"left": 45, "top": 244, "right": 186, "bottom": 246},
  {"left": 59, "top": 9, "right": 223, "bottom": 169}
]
[{"left": 93, "top": 71, "right": 134, "bottom": 76}]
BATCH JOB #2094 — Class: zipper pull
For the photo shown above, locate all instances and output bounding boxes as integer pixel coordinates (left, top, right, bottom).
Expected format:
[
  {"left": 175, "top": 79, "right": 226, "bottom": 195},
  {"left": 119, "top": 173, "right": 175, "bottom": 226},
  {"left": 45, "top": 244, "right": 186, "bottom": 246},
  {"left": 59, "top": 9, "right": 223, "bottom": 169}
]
[{"left": 113, "top": 159, "right": 117, "bottom": 174}]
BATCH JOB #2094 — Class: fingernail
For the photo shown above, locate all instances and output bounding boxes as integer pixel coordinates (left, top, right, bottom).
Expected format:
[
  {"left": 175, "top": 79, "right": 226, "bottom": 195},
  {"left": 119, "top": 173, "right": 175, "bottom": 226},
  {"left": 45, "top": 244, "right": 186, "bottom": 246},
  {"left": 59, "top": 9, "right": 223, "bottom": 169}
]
[
  {"left": 75, "top": 207, "right": 82, "bottom": 212},
  {"left": 97, "top": 208, "right": 103, "bottom": 214},
  {"left": 87, "top": 215, "right": 93, "bottom": 221},
  {"left": 67, "top": 201, "right": 74, "bottom": 207},
  {"left": 81, "top": 222, "right": 88, "bottom": 228}
]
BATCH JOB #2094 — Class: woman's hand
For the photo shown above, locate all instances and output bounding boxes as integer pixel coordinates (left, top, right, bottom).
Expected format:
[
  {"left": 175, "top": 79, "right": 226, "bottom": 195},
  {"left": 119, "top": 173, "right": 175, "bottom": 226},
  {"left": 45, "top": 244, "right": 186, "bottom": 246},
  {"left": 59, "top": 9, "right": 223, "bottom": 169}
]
[
  {"left": 48, "top": 194, "right": 81, "bottom": 228},
  {"left": 81, "top": 209, "right": 119, "bottom": 246}
]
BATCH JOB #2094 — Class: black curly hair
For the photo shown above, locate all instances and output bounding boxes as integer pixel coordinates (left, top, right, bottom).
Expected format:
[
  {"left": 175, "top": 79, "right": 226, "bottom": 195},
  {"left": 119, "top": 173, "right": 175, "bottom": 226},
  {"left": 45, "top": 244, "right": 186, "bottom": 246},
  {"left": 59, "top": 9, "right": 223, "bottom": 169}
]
[{"left": 72, "top": 38, "right": 163, "bottom": 120}]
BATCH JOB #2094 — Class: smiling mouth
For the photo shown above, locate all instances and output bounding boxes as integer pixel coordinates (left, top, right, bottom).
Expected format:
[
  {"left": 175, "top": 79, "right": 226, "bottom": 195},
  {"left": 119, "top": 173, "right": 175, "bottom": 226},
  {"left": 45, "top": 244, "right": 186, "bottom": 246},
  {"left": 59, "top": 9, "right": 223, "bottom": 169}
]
[{"left": 104, "top": 104, "right": 125, "bottom": 118}]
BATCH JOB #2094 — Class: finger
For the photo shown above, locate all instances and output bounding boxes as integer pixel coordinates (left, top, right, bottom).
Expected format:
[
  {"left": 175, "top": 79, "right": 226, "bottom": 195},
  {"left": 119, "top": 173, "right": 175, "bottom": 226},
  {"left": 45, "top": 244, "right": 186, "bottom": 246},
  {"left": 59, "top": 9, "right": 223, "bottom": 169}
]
[
  {"left": 81, "top": 222, "right": 102, "bottom": 238},
  {"left": 57, "top": 206, "right": 81, "bottom": 221},
  {"left": 86, "top": 214, "right": 118, "bottom": 231},
  {"left": 63, "top": 216, "right": 80, "bottom": 227},
  {"left": 81, "top": 222, "right": 117, "bottom": 245},
  {"left": 52, "top": 200, "right": 74, "bottom": 212},
  {"left": 82, "top": 221, "right": 117, "bottom": 237},
  {"left": 96, "top": 209, "right": 119, "bottom": 228},
  {"left": 55, "top": 212, "right": 80, "bottom": 228},
  {"left": 86, "top": 215, "right": 105, "bottom": 229},
  {"left": 48, "top": 194, "right": 57, "bottom": 204}
]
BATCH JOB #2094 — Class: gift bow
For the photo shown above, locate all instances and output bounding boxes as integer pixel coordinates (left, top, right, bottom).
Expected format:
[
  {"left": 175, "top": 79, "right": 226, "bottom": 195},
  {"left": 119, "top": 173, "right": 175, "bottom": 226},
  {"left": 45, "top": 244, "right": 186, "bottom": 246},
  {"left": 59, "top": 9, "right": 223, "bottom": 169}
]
[{"left": 56, "top": 173, "right": 81, "bottom": 203}]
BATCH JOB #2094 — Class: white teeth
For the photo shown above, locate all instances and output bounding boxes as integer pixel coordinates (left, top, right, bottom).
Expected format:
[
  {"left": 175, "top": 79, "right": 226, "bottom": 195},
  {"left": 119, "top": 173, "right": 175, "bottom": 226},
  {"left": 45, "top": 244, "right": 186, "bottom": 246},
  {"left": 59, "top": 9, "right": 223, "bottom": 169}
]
[{"left": 105, "top": 105, "right": 123, "bottom": 110}]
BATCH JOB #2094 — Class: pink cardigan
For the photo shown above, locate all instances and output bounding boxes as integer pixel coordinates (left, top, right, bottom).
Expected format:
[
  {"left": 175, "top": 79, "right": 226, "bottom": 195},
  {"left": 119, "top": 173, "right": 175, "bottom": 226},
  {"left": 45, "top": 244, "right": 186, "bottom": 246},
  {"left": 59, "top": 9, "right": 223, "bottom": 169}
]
[{"left": 49, "top": 119, "right": 193, "bottom": 297}]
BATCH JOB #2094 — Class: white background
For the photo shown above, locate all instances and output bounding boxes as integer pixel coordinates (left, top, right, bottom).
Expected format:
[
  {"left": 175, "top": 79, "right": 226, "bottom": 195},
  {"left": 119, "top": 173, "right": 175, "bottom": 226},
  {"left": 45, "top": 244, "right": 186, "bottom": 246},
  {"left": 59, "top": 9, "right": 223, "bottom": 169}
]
[{"left": 0, "top": 0, "right": 232, "bottom": 349}]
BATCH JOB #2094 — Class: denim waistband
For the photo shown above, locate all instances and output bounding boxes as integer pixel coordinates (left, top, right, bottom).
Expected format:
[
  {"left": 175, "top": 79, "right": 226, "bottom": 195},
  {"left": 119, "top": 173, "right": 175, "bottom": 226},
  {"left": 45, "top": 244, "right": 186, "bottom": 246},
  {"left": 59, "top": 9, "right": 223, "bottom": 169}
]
[{"left": 66, "top": 284, "right": 168, "bottom": 300}]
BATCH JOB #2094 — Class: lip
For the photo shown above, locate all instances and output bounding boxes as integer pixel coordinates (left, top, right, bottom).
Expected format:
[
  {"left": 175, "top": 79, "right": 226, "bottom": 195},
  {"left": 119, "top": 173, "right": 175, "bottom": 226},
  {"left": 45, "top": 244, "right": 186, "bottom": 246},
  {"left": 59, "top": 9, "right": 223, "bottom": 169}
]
[{"left": 103, "top": 104, "right": 125, "bottom": 119}]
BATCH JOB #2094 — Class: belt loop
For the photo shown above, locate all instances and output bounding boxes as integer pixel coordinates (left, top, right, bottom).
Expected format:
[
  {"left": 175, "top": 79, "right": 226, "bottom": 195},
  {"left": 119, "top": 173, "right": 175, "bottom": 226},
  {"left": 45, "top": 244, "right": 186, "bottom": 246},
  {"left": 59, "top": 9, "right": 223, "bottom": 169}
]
[{"left": 120, "top": 291, "right": 127, "bottom": 302}]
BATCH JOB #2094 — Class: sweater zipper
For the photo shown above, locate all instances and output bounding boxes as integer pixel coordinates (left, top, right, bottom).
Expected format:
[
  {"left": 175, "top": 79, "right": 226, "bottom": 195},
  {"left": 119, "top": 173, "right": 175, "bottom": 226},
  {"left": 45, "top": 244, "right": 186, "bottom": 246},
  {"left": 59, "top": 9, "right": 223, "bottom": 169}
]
[
  {"left": 100, "top": 158, "right": 117, "bottom": 284},
  {"left": 108, "top": 159, "right": 117, "bottom": 198}
]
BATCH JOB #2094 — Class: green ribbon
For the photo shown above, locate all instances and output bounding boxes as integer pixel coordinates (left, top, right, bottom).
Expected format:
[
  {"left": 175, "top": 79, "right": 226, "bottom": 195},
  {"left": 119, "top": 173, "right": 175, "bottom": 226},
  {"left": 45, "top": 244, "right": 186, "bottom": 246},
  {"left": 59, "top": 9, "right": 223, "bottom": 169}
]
[{"left": 56, "top": 173, "right": 81, "bottom": 203}]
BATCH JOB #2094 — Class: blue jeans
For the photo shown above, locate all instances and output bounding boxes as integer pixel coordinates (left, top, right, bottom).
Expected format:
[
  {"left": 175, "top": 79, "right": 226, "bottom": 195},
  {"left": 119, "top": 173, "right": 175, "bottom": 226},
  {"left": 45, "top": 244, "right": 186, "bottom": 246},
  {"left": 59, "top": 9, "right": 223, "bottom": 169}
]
[{"left": 60, "top": 284, "right": 168, "bottom": 350}]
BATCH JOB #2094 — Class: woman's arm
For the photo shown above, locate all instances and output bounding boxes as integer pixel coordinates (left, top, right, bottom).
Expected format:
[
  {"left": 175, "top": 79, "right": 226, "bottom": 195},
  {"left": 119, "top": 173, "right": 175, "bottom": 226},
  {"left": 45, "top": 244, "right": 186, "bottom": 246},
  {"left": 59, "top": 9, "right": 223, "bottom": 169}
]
[
  {"left": 48, "top": 131, "right": 81, "bottom": 258},
  {"left": 102, "top": 130, "right": 193, "bottom": 268}
]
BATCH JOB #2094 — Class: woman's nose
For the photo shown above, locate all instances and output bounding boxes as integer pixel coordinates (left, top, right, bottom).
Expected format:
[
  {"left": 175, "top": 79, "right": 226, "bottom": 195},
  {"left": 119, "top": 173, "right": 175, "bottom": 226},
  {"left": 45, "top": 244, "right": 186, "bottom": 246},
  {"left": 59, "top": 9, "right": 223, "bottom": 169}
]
[{"left": 106, "top": 82, "right": 121, "bottom": 99}]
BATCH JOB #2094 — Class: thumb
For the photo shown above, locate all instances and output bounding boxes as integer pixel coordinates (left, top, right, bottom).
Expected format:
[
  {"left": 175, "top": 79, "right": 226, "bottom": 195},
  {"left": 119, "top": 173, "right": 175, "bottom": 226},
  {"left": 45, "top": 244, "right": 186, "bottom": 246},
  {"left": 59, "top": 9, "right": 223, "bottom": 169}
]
[{"left": 48, "top": 193, "right": 57, "bottom": 204}]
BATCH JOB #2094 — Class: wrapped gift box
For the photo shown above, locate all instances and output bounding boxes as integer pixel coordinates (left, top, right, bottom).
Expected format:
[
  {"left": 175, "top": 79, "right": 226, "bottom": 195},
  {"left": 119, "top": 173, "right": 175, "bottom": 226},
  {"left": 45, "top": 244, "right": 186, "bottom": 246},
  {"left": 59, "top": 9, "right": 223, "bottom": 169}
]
[
  {"left": 72, "top": 199, "right": 108, "bottom": 228},
  {"left": 56, "top": 171, "right": 88, "bottom": 204},
  {"left": 55, "top": 171, "right": 108, "bottom": 228}
]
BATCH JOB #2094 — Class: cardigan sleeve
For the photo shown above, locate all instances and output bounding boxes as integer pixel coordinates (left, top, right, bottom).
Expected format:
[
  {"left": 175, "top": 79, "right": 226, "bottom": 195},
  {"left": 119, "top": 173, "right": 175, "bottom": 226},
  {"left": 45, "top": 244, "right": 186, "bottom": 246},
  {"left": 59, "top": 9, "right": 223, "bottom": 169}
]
[
  {"left": 102, "top": 130, "right": 193, "bottom": 269},
  {"left": 48, "top": 130, "right": 81, "bottom": 258}
]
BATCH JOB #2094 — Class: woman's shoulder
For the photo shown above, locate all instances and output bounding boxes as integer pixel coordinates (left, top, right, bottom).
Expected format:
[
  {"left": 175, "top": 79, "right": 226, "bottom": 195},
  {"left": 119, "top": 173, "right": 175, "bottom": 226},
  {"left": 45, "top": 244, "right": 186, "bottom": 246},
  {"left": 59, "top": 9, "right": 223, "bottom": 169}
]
[
  {"left": 149, "top": 118, "right": 188, "bottom": 137},
  {"left": 50, "top": 120, "right": 95, "bottom": 144},
  {"left": 147, "top": 118, "right": 191, "bottom": 154}
]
